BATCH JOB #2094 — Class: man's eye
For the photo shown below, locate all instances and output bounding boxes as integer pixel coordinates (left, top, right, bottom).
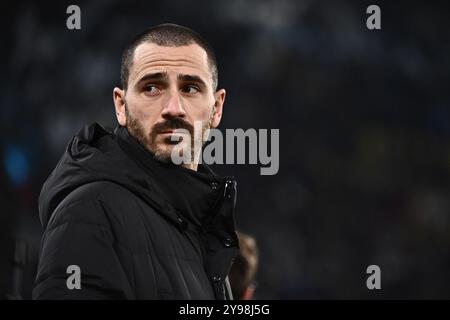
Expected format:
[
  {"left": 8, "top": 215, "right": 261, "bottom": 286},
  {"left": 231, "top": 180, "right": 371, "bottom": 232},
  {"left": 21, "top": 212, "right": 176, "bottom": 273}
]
[
  {"left": 181, "top": 85, "right": 200, "bottom": 94},
  {"left": 144, "top": 85, "right": 160, "bottom": 94}
]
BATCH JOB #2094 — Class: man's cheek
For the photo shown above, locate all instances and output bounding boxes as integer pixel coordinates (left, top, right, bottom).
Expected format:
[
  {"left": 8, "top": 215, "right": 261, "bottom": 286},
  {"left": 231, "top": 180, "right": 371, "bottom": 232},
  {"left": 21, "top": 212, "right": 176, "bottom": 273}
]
[{"left": 133, "top": 104, "right": 153, "bottom": 119}]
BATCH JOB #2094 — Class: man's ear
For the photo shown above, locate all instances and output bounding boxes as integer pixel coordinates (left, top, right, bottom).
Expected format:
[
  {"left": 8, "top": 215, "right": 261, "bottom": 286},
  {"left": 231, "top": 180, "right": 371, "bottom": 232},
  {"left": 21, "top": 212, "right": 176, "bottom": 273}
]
[
  {"left": 211, "top": 89, "right": 226, "bottom": 128},
  {"left": 113, "top": 87, "right": 127, "bottom": 126}
]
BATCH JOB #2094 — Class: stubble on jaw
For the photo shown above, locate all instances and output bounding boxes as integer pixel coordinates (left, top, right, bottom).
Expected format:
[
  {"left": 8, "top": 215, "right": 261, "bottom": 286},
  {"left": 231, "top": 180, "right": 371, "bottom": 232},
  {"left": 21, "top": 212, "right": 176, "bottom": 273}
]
[{"left": 124, "top": 104, "right": 215, "bottom": 165}]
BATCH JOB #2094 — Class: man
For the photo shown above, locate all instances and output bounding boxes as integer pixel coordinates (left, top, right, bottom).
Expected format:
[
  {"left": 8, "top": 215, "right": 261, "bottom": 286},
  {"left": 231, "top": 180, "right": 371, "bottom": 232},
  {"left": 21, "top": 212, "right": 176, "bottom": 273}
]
[
  {"left": 33, "top": 23, "right": 239, "bottom": 299},
  {"left": 229, "top": 232, "right": 259, "bottom": 300}
]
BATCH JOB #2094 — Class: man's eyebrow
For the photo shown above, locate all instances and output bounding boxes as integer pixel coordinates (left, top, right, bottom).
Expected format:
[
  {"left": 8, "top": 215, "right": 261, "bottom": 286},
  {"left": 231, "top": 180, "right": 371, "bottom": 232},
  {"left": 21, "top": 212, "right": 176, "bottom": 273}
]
[
  {"left": 177, "top": 74, "right": 207, "bottom": 88},
  {"left": 136, "top": 72, "right": 169, "bottom": 85}
]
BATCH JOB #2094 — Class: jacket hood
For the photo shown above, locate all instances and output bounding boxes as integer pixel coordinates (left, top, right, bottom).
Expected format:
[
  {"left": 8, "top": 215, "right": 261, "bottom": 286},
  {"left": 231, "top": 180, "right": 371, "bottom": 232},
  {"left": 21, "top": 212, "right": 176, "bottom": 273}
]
[{"left": 38, "top": 123, "right": 176, "bottom": 228}]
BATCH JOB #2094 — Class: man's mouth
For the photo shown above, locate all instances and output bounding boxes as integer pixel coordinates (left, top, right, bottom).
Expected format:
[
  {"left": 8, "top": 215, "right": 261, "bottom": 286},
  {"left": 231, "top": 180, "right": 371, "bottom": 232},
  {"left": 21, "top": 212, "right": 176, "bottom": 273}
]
[
  {"left": 159, "top": 130, "right": 175, "bottom": 134},
  {"left": 159, "top": 128, "right": 189, "bottom": 135},
  {"left": 158, "top": 129, "right": 187, "bottom": 145}
]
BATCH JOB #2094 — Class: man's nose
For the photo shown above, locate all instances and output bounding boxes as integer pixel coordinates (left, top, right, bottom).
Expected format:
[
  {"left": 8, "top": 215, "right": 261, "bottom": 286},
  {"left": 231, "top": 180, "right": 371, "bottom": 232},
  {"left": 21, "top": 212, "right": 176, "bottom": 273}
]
[{"left": 161, "top": 89, "right": 186, "bottom": 118}]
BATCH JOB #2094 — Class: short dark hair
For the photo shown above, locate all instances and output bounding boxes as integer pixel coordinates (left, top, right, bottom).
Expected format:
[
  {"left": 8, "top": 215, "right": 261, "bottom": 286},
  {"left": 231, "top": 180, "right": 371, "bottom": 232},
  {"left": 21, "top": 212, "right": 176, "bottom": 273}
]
[{"left": 120, "top": 23, "right": 218, "bottom": 91}]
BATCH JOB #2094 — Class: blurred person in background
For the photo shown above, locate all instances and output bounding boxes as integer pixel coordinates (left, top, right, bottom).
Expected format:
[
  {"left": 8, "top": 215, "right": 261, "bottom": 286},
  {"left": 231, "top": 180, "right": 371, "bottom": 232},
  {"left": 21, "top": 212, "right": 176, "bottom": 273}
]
[
  {"left": 33, "top": 23, "right": 239, "bottom": 299},
  {"left": 229, "top": 232, "right": 259, "bottom": 300}
]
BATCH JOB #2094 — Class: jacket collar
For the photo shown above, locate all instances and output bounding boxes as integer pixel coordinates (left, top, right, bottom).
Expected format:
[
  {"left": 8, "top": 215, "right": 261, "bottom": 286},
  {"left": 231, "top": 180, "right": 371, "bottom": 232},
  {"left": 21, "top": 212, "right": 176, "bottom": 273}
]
[{"left": 115, "top": 125, "right": 230, "bottom": 228}]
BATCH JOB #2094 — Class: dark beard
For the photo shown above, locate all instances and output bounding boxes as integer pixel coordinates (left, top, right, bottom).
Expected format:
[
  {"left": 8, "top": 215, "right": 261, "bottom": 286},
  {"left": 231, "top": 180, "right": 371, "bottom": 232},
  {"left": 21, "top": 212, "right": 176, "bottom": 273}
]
[
  {"left": 124, "top": 104, "right": 211, "bottom": 164},
  {"left": 125, "top": 107, "right": 149, "bottom": 150}
]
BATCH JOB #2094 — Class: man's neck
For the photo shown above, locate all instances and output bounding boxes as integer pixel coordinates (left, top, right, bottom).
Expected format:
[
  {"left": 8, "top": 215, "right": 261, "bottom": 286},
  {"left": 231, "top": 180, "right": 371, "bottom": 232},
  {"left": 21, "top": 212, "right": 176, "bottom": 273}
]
[
  {"left": 180, "top": 157, "right": 200, "bottom": 171},
  {"left": 181, "top": 163, "right": 196, "bottom": 171}
]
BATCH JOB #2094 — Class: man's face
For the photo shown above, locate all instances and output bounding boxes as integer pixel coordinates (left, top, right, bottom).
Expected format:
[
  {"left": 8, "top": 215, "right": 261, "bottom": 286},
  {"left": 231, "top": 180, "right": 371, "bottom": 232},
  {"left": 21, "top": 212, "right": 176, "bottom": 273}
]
[{"left": 113, "top": 42, "right": 225, "bottom": 168}]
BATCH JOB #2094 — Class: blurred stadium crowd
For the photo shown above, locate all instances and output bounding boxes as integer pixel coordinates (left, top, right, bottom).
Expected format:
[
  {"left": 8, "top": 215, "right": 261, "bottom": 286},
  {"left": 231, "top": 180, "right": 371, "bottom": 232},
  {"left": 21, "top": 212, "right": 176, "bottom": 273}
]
[{"left": 1, "top": 0, "right": 450, "bottom": 299}]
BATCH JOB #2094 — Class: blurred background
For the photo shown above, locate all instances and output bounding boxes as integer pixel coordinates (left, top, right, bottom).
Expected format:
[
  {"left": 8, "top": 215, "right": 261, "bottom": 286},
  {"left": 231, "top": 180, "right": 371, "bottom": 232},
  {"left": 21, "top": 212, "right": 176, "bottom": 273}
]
[{"left": 1, "top": 0, "right": 450, "bottom": 299}]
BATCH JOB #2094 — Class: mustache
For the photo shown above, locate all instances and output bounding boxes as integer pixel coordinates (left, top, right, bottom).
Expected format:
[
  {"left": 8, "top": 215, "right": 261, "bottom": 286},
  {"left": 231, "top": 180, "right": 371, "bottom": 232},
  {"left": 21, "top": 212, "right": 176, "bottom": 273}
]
[{"left": 151, "top": 117, "right": 194, "bottom": 136}]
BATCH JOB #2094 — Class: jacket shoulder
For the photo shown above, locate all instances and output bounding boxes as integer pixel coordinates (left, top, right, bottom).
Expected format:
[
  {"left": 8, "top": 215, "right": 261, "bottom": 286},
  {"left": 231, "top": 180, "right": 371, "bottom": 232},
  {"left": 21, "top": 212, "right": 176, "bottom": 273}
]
[
  {"left": 47, "top": 181, "right": 131, "bottom": 229},
  {"left": 64, "top": 181, "right": 125, "bottom": 203}
]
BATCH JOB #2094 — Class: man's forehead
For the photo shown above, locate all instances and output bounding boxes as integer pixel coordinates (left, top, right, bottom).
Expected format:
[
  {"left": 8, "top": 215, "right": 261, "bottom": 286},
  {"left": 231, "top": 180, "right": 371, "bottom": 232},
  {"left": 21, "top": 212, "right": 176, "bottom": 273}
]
[{"left": 131, "top": 42, "right": 210, "bottom": 76}]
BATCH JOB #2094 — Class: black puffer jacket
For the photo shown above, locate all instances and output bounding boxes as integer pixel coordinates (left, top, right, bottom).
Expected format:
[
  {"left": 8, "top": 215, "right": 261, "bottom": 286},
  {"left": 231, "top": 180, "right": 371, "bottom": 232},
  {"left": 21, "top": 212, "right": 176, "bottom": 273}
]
[{"left": 33, "top": 123, "right": 239, "bottom": 299}]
